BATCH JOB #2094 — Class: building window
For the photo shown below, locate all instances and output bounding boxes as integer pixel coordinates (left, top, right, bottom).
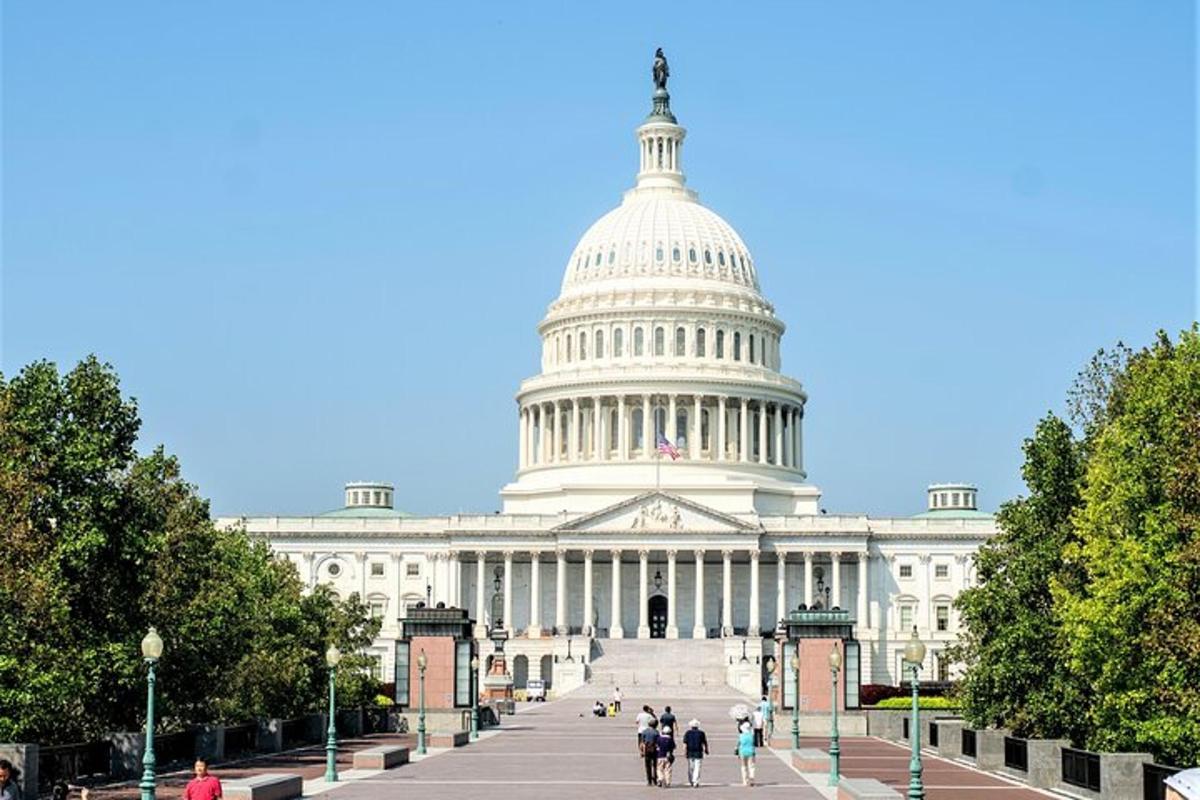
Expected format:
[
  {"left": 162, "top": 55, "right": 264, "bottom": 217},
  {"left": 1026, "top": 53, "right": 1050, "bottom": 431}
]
[
  {"left": 613, "top": 328, "right": 624, "bottom": 357},
  {"left": 936, "top": 654, "right": 950, "bottom": 682},
  {"left": 672, "top": 247, "right": 681, "bottom": 262},
  {"left": 900, "top": 604, "right": 914, "bottom": 631},
  {"left": 952, "top": 492, "right": 961, "bottom": 506},
  {"left": 688, "top": 247, "right": 697, "bottom": 263},
  {"left": 327, "top": 562, "right": 342, "bottom": 577},
  {"left": 899, "top": 564, "right": 913, "bottom": 579},
  {"left": 406, "top": 562, "right": 421, "bottom": 577},
  {"left": 654, "top": 327, "right": 665, "bottom": 356},
  {"left": 369, "top": 654, "right": 384, "bottom": 681},
  {"left": 935, "top": 564, "right": 949, "bottom": 579},
  {"left": 351, "top": 491, "right": 359, "bottom": 504},
  {"left": 634, "top": 327, "right": 645, "bottom": 356},
  {"left": 608, "top": 249, "right": 615, "bottom": 264},
  {"left": 610, "top": 409, "right": 619, "bottom": 450},
  {"left": 733, "top": 332, "right": 742, "bottom": 361},
  {"left": 656, "top": 245, "right": 664, "bottom": 261},
  {"left": 455, "top": 640, "right": 472, "bottom": 706},
  {"left": 716, "top": 330, "right": 725, "bottom": 359},
  {"left": 749, "top": 335, "right": 756, "bottom": 363},
  {"left": 394, "top": 641, "right": 411, "bottom": 706},
  {"left": 633, "top": 409, "right": 644, "bottom": 448},
  {"left": 566, "top": 334, "right": 572, "bottom": 362},
  {"left": 696, "top": 328, "right": 706, "bottom": 357},
  {"left": 718, "top": 251, "right": 726, "bottom": 266},
  {"left": 371, "top": 562, "right": 385, "bottom": 577},
  {"left": 579, "top": 332, "right": 587, "bottom": 360},
  {"left": 595, "top": 330, "right": 605, "bottom": 358},
  {"left": 936, "top": 605, "right": 950, "bottom": 632},
  {"left": 675, "top": 327, "right": 686, "bottom": 356},
  {"left": 704, "top": 249, "right": 712, "bottom": 265},
  {"left": 370, "top": 600, "right": 385, "bottom": 619}
]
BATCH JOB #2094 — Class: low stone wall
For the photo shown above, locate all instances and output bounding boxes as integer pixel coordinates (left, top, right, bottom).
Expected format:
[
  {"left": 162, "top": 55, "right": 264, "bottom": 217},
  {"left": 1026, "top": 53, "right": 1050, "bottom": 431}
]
[{"left": 390, "top": 708, "right": 473, "bottom": 735}]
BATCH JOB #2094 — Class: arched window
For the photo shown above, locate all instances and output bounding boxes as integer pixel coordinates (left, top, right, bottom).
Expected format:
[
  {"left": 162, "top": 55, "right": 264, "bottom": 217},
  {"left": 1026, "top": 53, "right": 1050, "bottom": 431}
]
[
  {"left": 555, "top": 336, "right": 561, "bottom": 363},
  {"left": 672, "top": 247, "right": 681, "bottom": 262},
  {"left": 595, "top": 330, "right": 605, "bottom": 359},
  {"left": 654, "top": 327, "right": 665, "bottom": 356},
  {"left": 614, "top": 328, "right": 624, "bottom": 357},
  {"left": 704, "top": 249, "right": 712, "bottom": 265},
  {"left": 688, "top": 247, "right": 697, "bottom": 263},
  {"left": 634, "top": 327, "right": 645, "bottom": 356},
  {"left": 608, "top": 249, "right": 615, "bottom": 264},
  {"left": 633, "top": 409, "right": 644, "bottom": 450},
  {"left": 749, "top": 334, "right": 756, "bottom": 364},
  {"left": 697, "top": 328, "right": 706, "bottom": 357},
  {"left": 675, "top": 410, "right": 687, "bottom": 445},
  {"left": 675, "top": 326, "right": 686, "bottom": 356},
  {"left": 718, "top": 251, "right": 726, "bottom": 267},
  {"left": 701, "top": 408, "right": 711, "bottom": 451},
  {"left": 579, "top": 332, "right": 587, "bottom": 360},
  {"left": 610, "top": 409, "right": 619, "bottom": 450},
  {"left": 594, "top": 252, "right": 602, "bottom": 266},
  {"left": 566, "top": 334, "right": 573, "bottom": 362},
  {"left": 654, "top": 407, "right": 667, "bottom": 438},
  {"left": 656, "top": 245, "right": 664, "bottom": 262},
  {"left": 716, "top": 329, "right": 725, "bottom": 359},
  {"left": 733, "top": 332, "right": 742, "bottom": 361}
]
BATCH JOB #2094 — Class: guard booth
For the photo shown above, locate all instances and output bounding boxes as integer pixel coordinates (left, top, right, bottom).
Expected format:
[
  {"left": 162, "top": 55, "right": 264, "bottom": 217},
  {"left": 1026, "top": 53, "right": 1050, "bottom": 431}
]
[
  {"left": 772, "top": 608, "right": 861, "bottom": 714},
  {"left": 395, "top": 606, "right": 479, "bottom": 730}
]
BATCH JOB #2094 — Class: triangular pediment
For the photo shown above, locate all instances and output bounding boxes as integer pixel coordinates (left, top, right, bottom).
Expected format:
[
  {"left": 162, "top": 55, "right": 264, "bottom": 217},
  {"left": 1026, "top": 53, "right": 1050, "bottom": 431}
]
[{"left": 553, "top": 492, "right": 758, "bottom": 533}]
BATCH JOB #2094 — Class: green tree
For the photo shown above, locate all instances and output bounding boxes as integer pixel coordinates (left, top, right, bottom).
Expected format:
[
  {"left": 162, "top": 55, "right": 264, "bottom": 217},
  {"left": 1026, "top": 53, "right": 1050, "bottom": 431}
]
[
  {"left": 948, "top": 413, "right": 1090, "bottom": 741},
  {"left": 1055, "top": 328, "right": 1200, "bottom": 765}
]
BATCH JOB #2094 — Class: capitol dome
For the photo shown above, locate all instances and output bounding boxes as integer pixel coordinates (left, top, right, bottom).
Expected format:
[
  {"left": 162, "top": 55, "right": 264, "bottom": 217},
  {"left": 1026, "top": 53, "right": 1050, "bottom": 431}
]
[{"left": 501, "top": 62, "right": 818, "bottom": 519}]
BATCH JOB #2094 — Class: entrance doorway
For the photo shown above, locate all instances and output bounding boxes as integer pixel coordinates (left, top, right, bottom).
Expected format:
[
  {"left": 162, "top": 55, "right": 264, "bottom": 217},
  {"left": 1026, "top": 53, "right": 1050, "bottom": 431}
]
[{"left": 649, "top": 595, "right": 668, "bottom": 638}]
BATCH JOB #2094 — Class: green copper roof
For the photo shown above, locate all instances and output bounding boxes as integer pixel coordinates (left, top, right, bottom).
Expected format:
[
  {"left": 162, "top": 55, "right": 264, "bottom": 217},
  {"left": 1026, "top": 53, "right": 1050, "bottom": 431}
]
[
  {"left": 911, "top": 509, "right": 994, "bottom": 520},
  {"left": 318, "top": 506, "right": 412, "bottom": 519}
]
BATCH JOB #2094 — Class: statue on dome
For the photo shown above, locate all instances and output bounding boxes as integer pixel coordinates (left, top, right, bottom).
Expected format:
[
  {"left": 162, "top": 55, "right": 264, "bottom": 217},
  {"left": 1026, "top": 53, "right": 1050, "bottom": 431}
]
[{"left": 652, "top": 48, "right": 669, "bottom": 91}]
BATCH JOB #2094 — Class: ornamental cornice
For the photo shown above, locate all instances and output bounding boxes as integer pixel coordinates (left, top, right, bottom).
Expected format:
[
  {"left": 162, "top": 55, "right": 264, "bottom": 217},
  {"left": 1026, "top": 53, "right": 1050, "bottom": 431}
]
[
  {"left": 539, "top": 304, "right": 784, "bottom": 334},
  {"left": 516, "top": 371, "right": 807, "bottom": 404}
]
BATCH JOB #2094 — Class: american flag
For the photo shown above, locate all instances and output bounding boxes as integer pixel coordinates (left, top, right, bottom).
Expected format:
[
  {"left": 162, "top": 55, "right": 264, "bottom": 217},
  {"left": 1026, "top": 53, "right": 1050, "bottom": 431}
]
[{"left": 656, "top": 432, "right": 681, "bottom": 460}]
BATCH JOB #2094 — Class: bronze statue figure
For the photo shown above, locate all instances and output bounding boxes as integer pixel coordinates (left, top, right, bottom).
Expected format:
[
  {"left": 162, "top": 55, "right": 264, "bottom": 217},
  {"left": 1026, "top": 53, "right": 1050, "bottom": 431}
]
[{"left": 652, "top": 47, "right": 669, "bottom": 91}]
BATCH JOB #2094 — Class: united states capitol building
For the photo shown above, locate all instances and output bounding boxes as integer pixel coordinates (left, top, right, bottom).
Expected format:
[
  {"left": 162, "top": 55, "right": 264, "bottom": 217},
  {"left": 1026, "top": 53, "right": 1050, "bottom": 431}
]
[{"left": 220, "top": 57, "right": 996, "bottom": 696}]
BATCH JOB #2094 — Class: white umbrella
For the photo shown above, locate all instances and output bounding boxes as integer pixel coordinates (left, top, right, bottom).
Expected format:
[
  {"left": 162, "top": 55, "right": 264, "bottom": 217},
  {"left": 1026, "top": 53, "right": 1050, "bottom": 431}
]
[{"left": 728, "top": 703, "right": 751, "bottom": 721}]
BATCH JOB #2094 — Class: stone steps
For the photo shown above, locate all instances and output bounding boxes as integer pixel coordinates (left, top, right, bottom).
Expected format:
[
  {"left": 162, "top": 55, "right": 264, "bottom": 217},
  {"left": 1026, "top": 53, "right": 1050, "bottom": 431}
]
[{"left": 586, "top": 638, "right": 733, "bottom": 696}]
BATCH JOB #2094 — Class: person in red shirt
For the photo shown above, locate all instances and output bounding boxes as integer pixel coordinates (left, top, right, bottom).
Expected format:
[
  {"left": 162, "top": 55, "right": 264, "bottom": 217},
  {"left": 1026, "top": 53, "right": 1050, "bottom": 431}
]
[{"left": 183, "top": 759, "right": 221, "bottom": 800}]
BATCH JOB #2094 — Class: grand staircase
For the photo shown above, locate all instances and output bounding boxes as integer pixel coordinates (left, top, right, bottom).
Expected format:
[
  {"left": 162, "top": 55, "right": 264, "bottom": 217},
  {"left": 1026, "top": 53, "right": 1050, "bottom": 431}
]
[{"left": 586, "top": 638, "right": 734, "bottom": 697}]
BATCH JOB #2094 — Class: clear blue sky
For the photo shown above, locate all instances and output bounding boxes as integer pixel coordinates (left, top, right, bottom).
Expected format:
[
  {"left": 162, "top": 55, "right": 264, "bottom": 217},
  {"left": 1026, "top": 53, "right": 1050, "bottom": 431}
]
[{"left": 3, "top": 2, "right": 1195, "bottom": 517}]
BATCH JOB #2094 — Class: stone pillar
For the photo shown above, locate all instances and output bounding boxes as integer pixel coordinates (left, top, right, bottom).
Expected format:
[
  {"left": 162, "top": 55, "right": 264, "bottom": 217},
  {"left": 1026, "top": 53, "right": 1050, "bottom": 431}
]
[
  {"left": 503, "top": 550, "right": 514, "bottom": 633},
  {"left": 593, "top": 396, "right": 604, "bottom": 460},
  {"left": 583, "top": 549, "right": 595, "bottom": 636},
  {"left": 692, "top": 550, "right": 706, "bottom": 638},
  {"left": 721, "top": 549, "right": 733, "bottom": 636},
  {"left": 666, "top": 549, "right": 679, "bottom": 638},
  {"left": 773, "top": 403, "right": 783, "bottom": 465},
  {"left": 790, "top": 408, "right": 799, "bottom": 468},
  {"left": 618, "top": 395, "right": 628, "bottom": 460},
  {"left": 796, "top": 407, "right": 804, "bottom": 474},
  {"left": 555, "top": 549, "right": 568, "bottom": 634},
  {"left": 748, "top": 551, "right": 761, "bottom": 635},
  {"left": 475, "top": 551, "right": 487, "bottom": 637},
  {"left": 518, "top": 407, "right": 527, "bottom": 468},
  {"left": 691, "top": 395, "right": 702, "bottom": 459},
  {"left": 610, "top": 550, "right": 624, "bottom": 638},
  {"left": 803, "top": 551, "right": 814, "bottom": 607},
  {"left": 831, "top": 552, "right": 842, "bottom": 610},
  {"left": 638, "top": 549, "right": 650, "bottom": 639},
  {"left": 739, "top": 398, "right": 750, "bottom": 462},
  {"left": 782, "top": 406, "right": 791, "bottom": 467},
  {"left": 757, "top": 401, "right": 768, "bottom": 464},
  {"left": 776, "top": 551, "right": 787, "bottom": 623},
  {"left": 528, "top": 551, "right": 542, "bottom": 637},
  {"left": 552, "top": 400, "right": 562, "bottom": 462},
  {"left": 449, "top": 551, "right": 460, "bottom": 608},
  {"left": 529, "top": 406, "right": 538, "bottom": 465},
  {"left": 857, "top": 551, "right": 869, "bottom": 627},
  {"left": 355, "top": 551, "right": 367, "bottom": 599},
  {"left": 667, "top": 393, "right": 677, "bottom": 444},
  {"left": 642, "top": 393, "right": 652, "bottom": 457},
  {"left": 717, "top": 395, "right": 727, "bottom": 461}
]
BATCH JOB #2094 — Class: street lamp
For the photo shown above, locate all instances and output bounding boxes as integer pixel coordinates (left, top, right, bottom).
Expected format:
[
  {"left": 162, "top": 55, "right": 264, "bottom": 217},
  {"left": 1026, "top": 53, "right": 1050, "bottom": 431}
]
[
  {"left": 903, "top": 627, "right": 927, "bottom": 800},
  {"left": 469, "top": 654, "right": 480, "bottom": 740},
  {"left": 324, "top": 645, "right": 341, "bottom": 782},
  {"left": 139, "top": 627, "right": 164, "bottom": 800},
  {"left": 828, "top": 644, "right": 842, "bottom": 786},
  {"left": 790, "top": 653, "right": 801, "bottom": 750},
  {"left": 417, "top": 649, "right": 428, "bottom": 754}
]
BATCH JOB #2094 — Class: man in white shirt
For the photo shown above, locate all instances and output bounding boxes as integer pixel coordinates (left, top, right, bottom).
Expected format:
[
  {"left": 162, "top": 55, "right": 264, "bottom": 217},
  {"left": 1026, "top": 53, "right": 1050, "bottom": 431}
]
[{"left": 613, "top": 686, "right": 623, "bottom": 712}]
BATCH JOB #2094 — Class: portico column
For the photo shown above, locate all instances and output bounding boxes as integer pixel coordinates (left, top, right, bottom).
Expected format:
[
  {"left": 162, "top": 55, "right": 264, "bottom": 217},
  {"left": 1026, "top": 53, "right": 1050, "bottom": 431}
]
[
  {"left": 776, "top": 551, "right": 787, "bottom": 623},
  {"left": 739, "top": 398, "right": 750, "bottom": 462},
  {"left": 552, "top": 401, "right": 562, "bottom": 462},
  {"left": 796, "top": 407, "right": 805, "bottom": 474},
  {"left": 555, "top": 549, "right": 567, "bottom": 635},
  {"left": 519, "top": 408, "right": 527, "bottom": 468},
  {"left": 642, "top": 394, "right": 652, "bottom": 457},
  {"left": 757, "top": 401, "right": 768, "bottom": 464},
  {"left": 790, "top": 408, "right": 799, "bottom": 468},
  {"left": 803, "top": 551, "right": 814, "bottom": 607},
  {"left": 618, "top": 395, "right": 628, "bottom": 460},
  {"left": 782, "top": 406, "right": 791, "bottom": 468},
  {"left": 717, "top": 396, "right": 728, "bottom": 461},
  {"left": 582, "top": 549, "right": 595, "bottom": 636},
  {"left": 571, "top": 399, "right": 580, "bottom": 462},
  {"left": 475, "top": 551, "right": 487, "bottom": 637},
  {"left": 858, "top": 551, "right": 869, "bottom": 627},
  {"left": 748, "top": 551, "right": 761, "bottom": 636},
  {"left": 691, "top": 396, "right": 702, "bottom": 459},
  {"left": 666, "top": 549, "right": 679, "bottom": 638},
  {"left": 692, "top": 550, "right": 706, "bottom": 639},
  {"left": 831, "top": 552, "right": 842, "bottom": 610},
  {"left": 721, "top": 549, "right": 733, "bottom": 636},
  {"left": 503, "top": 550, "right": 514, "bottom": 633},
  {"left": 638, "top": 550, "right": 650, "bottom": 638},
  {"left": 610, "top": 550, "right": 624, "bottom": 638},
  {"left": 529, "top": 552, "right": 542, "bottom": 637},
  {"left": 777, "top": 402, "right": 787, "bottom": 465}
]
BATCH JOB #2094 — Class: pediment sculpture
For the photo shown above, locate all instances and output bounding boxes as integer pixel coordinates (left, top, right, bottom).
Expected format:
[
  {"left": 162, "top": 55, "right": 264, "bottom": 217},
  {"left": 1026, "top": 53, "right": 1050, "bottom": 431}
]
[{"left": 630, "top": 499, "right": 683, "bottom": 531}]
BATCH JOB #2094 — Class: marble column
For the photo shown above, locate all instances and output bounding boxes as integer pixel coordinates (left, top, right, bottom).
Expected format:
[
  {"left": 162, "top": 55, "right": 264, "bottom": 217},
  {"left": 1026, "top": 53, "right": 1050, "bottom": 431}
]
[
  {"left": 571, "top": 399, "right": 580, "bottom": 462},
  {"left": 757, "top": 401, "right": 768, "bottom": 464},
  {"left": 717, "top": 396, "right": 727, "bottom": 461},
  {"left": 529, "top": 551, "right": 542, "bottom": 637},
  {"left": 790, "top": 408, "right": 799, "bottom": 468},
  {"left": 355, "top": 552, "right": 367, "bottom": 599},
  {"left": 667, "top": 394, "right": 677, "bottom": 443},
  {"left": 475, "top": 551, "right": 487, "bottom": 637},
  {"left": 503, "top": 550, "right": 514, "bottom": 633},
  {"left": 782, "top": 406, "right": 791, "bottom": 468},
  {"left": 803, "top": 551, "right": 814, "bottom": 608},
  {"left": 666, "top": 549, "right": 679, "bottom": 639},
  {"left": 594, "top": 397, "right": 604, "bottom": 460},
  {"left": 739, "top": 398, "right": 750, "bottom": 462},
  {"left": 721, "top": 549, "right": 733, "bottom": 636},
  {"left": 610, "top": 550, "right": 624, "bottom": 638},
  {"left": 796, "top": 407, "right": 805, "bottom": 474},
  {"left": 773, "top": 403, "right": 783, "bottom": 465},
  {"left": 552, "top": 401, "right": 562, "bottom": 463},
  {"left": 692, "top": 550, "right": 706, "bottom": 638},
  {"left": 776, "top": 551, "right": 787, "bottom": 622},
  {"left": 555, "top": 549, "right": 567, "bottom": 634},
  {"left": 638, "top": 550, "right": 650, "bottom": 639},
  {"left": 748, "top": 551, "right": 761, "bottom": 635},
  {"left": 583, "top": 549, "right": 595, "bottom": 636},
  {"left": 858, "top": 551, "right": 869, "bottom": 627},
  {"left": 831, "top": 552, "right": 842, "bottom": 610}
]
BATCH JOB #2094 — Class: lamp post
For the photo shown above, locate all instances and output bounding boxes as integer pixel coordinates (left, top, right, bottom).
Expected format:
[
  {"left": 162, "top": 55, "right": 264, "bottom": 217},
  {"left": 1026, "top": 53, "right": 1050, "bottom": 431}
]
[
  {"left": 417, "top": 649, "right": 428, "bottom": 754},
  {"left": 138, "top": 627, "right": 164, "bottom": 800},
  {"left": 904, "top": 627, "right": 927, "bottom": 800},
  {"left": 828, "top": 644, "right": 842, "bottom": 786},
  {"left": 469, "top": 654, "right": 480, "bottom": 740},
  {"left": 790, "top": 653, "right": 801, "bottom": 750},
  {"left": 324, "top": 645, "right": 341, "bottom": 782}
]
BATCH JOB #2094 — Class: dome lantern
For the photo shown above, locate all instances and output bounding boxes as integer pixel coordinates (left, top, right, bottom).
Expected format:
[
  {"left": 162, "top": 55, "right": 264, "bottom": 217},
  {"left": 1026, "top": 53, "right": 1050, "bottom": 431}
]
[{"left": 636, "top": 48, "right": 687, "bottom": 191}]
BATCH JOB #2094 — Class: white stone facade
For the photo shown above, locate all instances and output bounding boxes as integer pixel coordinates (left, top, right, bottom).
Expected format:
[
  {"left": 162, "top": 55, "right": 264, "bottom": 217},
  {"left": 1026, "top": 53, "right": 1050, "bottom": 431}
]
[{"left": 218, "top": 72, "right": 995, "bottom": 693}]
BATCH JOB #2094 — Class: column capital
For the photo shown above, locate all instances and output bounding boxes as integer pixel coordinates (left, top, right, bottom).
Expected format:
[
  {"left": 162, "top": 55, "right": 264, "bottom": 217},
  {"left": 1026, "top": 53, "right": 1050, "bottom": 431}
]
[
  {"left": 776, "top": 550, "right": 787, "bottom": 563},
  {"left": 694, "top": 549, "right": 706, "bottom": 559},
  {"left": 721, "top": 548, "right": 734, "bottom": 558},
  {"left": 582, "top": 548, "right": 595, "bottom": 559},
  {"left": 665, "top": 549, "right": 678, "bottom": 559},
  {"left": 954, "top": 553, "right": 970, "bottom": 564},
  {"left": 432, "top": 551, "right": 448, "bottom": 562},
  {"left": 857, "top": 550, "right": 870, "bottom": 562},
  {"left": 302, "top": 552, "right": 315, "bottom": 563},
  {"left": 749, "top": 550, "right": 760, "bottom": 562},
  {"left": 919, "top": 553, "right": 932, "bottom": 564},
  {"left": 387, "top": 553, "right": 400, "bottom": 564},
  {"left": 475, "top": 549, "right": 488, "bottom": 559},
  {"left": 829, "top": 550, "right": 843, "bottom": 561},
  {"left": 354, "top": 551, "right": 367, "bottom": 562},
  {"left": 556, "top": 548, "right": 569, "bottom": 559},
  {"left": 502, "top": 549, "right": 515, "bottom": 560},
  {"left": 610, "top": 548, "right": 623, "bottom": 558},
  {"left": 638, "top": 548, "right": 650, "bottom": 559},
  {"left": 529, "top": 550, "right": 542, "bottom": 561},
  {"left": 803, "top": 550, "right": 814, "bottom": 564}
]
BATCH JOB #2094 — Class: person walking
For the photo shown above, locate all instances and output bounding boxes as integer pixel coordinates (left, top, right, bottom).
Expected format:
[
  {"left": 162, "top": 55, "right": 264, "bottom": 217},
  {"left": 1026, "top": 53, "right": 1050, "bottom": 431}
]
[
  {"left": 656, "top": 726, "right": 677, "bottom": 787},
  {"left": 183, "top": 759, "right": 222, "bottom": 800},
  {"left": 636, "top": 704, "right": 656, "bottom": 745},
  {"left": 639, "top": 719, "right": 661, "bottom": 787},
  {"left": 683, "top": 719, "right": 709, "bottom": 788},
  {"left": 760, "top": 694, "right": 775, "bottom": 741},
  {"left": 660, "top": 705, "right": 677, "bottom": 738},
  {"left": 613, "top": 686, "right": 622, "bottom": 713},
  {"left": 736, "top": 721, "right": 757, "bottom": 787},
  {"left": 752, "top": 705, "right": 765, "bottom": 747}
]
